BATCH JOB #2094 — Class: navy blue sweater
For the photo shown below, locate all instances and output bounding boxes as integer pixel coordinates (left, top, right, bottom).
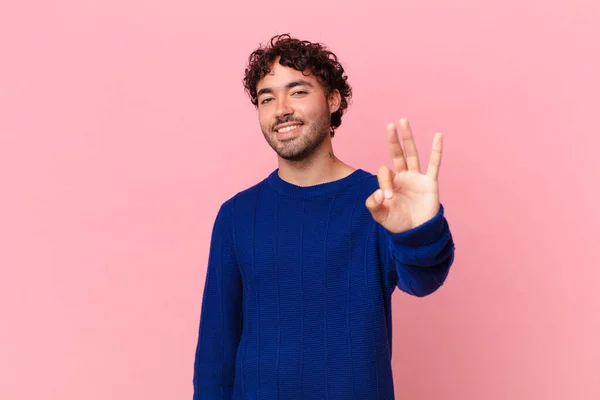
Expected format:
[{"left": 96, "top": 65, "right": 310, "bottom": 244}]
[{"left": 193, "top": 168, "right": 455, "bottom": 399}]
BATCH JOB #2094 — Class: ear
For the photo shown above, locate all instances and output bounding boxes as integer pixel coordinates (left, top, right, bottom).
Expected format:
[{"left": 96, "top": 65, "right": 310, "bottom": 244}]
[{"left": 328, "top": 89, "right": 341, "bottom": 114}]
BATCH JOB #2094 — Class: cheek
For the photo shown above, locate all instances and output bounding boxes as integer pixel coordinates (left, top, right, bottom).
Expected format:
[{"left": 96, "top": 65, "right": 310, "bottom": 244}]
[
  {"left": 299, "top": 100, "right": 325, "bottom": 119},
  {"left": 258, "top": 110, "right": 270, "bottom": 129}
]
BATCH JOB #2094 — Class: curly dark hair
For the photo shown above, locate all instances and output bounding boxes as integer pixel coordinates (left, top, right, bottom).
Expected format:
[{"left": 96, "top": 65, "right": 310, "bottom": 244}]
[{"left": 243, "top": 34, "right": 352, "bottom": 137}]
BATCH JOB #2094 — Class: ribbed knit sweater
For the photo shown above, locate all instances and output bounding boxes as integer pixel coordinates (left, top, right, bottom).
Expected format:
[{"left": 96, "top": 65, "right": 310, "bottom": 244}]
[{"left": 193, "top": 168, "right": 455, "bottom": 399}]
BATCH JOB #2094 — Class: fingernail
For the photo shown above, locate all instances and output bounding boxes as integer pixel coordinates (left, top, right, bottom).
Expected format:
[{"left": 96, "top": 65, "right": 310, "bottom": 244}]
[
  {"left": 384, "top": 190, "right": 393, "bottom": 199},
  {"left": 374, "top": 190, "right": 383, "bottom": 203}
]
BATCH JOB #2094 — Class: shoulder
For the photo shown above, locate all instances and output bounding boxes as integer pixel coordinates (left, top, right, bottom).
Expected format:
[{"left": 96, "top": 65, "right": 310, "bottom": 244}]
[
  {"left": 216, "top": 173, "right": 272, "bottom": 218},
  {"left": 352, "top": 168, "right": 380, "bottom": 198}
]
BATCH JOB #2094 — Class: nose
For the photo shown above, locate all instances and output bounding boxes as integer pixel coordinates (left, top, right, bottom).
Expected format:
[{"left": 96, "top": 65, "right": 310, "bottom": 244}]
[{"left": 275, "top": 97, "right": 293, "bottom": 119}]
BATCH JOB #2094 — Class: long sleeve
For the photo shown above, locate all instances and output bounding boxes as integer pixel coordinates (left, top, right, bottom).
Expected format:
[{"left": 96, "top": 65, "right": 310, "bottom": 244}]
[
  {"left": 193, "top": 203, "right": 243, "bottom": 399},
  {"left": 380, "top": 204, "right": 455, "bottom": 297}
]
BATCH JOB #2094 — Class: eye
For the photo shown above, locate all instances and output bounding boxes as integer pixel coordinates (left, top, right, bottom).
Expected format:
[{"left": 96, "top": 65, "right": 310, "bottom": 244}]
[
  {"left": 260, "top": 97, "right": 273, "bottom": 104},
  {"left": 293, "top": 91, "right": 308, "bottom": 95}
]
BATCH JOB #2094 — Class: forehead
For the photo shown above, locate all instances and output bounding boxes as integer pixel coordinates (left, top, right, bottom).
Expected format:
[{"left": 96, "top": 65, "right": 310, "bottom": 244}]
[{"left": 256, "top": 62, "right": 321, "bottom": 91}]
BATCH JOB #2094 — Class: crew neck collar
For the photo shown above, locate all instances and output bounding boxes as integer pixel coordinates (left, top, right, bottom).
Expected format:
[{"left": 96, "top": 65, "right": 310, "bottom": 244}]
[{"left": 266, "top": 168, "right": 369, "bottom": 198}]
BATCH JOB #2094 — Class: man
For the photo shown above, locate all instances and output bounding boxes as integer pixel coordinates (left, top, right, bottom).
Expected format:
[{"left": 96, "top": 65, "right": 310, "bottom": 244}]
[{"left": 193, "top": 34, "right": 455, "bottom": 399}]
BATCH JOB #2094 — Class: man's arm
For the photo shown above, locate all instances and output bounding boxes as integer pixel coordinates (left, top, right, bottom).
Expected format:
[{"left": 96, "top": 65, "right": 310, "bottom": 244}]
[
  {"left": 380, "top": 204, "right": 455, "bottom": 297},
  {"left": 364, "top": 118, "right": 455, "bottom": 297},
  {"left": 193, "top": 203, "right": 242, "bottom": 399}
]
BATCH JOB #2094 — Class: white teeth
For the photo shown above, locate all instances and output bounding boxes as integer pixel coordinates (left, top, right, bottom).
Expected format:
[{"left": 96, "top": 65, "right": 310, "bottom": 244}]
[{"left": 278, "top": 125, "right": 301, "bottom": 133}]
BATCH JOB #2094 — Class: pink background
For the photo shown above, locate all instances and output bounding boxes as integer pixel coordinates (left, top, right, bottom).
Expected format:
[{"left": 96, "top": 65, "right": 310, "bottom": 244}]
[{"left": 1, "top": 1, "right": 599, "bottom": 399}]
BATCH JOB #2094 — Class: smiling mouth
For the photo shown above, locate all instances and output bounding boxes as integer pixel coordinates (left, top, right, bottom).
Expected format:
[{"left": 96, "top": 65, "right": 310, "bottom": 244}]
[{"left": 276, "top": 124, "right": 302, "bottom": 133}]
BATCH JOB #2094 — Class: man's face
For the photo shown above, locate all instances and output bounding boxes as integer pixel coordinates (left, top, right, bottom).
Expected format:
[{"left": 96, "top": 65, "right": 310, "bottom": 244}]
[{"left": 256, "top": 61, "right": 340, "bottom": 162}]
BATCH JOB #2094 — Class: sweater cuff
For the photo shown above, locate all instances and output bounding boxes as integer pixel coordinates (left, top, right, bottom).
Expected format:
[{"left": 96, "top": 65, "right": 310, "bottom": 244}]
[
  {"left": 388, "top": 204, "right": 446, "bottom": 246},
  {"left": 385, "top": 204, "right": 451, "bottom": 267}
]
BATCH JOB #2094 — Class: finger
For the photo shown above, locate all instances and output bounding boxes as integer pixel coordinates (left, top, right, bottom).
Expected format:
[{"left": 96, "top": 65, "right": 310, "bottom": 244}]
[
  {"left": 365, "top": 188, "right": 387, "bottom": 223},
  {"left": 426, "top": 132, "right": 443, "bottom": 181},
  {"left": 399, "top": 118, "right": 421, "bottom": 172},
  {"left": 366, "top": 165, "right": 394, "bottom": 223},
  {"left": 376, "top": 164, "right": 395, "bottom": 199},
  {"left": 386, "top": 123, "right": 407, "bottom": 173}
]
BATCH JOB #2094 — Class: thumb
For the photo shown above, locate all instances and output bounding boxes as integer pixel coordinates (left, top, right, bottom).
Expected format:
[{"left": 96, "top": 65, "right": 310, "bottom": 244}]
[
  {"left": 365, "top": 188, "right": 388, "bottom": 224},
  {"left": 365, "top": 164, "right": 394, "bottom": 223}
]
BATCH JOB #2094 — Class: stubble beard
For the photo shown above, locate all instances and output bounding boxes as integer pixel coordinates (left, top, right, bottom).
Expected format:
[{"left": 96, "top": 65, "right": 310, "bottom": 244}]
[{"left": 263, "top": 109, "right": 332, "bottom": 162}]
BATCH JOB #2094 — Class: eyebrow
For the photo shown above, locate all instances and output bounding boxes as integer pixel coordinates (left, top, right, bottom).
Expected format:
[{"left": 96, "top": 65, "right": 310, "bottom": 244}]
[{"left": 257, "top": 79, "right": 315, "bottom": 97}]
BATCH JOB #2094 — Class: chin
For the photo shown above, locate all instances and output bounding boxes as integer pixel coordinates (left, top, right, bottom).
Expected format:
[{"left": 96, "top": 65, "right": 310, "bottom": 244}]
[{"left": 279, "top": 153, "right": 308, "bottom": 162}]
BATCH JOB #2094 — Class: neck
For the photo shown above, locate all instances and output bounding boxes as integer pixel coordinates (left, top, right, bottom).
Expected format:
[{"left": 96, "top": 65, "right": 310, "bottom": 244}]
[{"left": 276, "top": 139, "right": 355, "bottom": 187}]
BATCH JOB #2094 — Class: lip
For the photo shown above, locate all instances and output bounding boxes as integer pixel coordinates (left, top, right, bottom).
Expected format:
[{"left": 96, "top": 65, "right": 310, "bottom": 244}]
[
  {"left": 275, "top": 124, "right": 302, "bottom": 139},
  {"left": 273, "top": 122, "right": 303, "bottom": 132}
]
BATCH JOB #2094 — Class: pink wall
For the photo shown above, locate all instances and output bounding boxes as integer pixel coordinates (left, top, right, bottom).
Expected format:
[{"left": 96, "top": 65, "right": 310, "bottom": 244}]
[{"left": 1, "top": 1, "right": 598, "bottom": 399}]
